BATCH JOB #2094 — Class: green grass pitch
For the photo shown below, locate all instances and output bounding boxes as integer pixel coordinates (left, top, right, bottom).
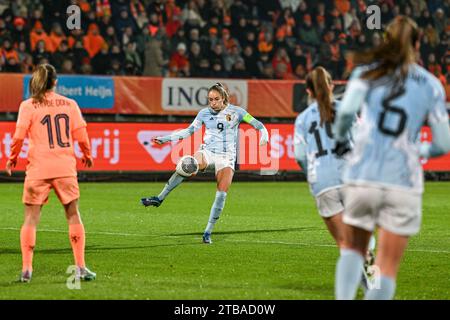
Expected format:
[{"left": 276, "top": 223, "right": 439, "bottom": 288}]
[{"left": 0, "top": 181, "right": 449, "bottom": 299}]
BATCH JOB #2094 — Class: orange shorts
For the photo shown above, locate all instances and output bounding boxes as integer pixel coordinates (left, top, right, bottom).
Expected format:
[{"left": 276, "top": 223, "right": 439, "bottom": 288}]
[{"left": 23, "top": 176, "right": 80, "bottom": 205}]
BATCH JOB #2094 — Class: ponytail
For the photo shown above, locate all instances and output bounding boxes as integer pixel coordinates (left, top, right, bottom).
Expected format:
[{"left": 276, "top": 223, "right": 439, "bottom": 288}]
[
  {"left": 30, "top": 64, "right": 57, "bottom": 103},
  {"left": 306, "top": 67, "right": 334, "bottom": 125},
  {"left": 350, "top": 15, "right": 419, "bottom": 81},
  {"left": 208, "top": 82, "right": 230, "bottom": 106}
]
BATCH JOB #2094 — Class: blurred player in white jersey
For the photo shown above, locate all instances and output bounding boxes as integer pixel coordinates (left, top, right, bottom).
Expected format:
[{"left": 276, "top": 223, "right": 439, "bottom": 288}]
[
  {"left": 334, "top": 16, "right": 450, "bottom": 300},
  {"left": 294, "top": 66, "right": 376, "bottom": 287},
  {"left": 141, "top": 83, "right": 269, "bottom": 244}
]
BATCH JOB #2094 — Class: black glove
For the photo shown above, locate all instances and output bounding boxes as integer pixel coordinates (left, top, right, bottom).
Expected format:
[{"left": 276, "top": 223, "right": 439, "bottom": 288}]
[{"left": 334, "top": 140, "right": 352, "bottom": 157}]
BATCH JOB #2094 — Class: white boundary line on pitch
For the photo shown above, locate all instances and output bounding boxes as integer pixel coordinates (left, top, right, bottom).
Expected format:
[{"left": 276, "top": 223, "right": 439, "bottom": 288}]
[{"left": 1, "top": 227, "right": 449, "bottom": 254}]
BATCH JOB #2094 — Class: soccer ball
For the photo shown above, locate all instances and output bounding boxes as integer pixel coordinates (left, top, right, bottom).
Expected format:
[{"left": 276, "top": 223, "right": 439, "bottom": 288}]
[{"left": 176, "top": 155, "right": 199, "bottom": 177}]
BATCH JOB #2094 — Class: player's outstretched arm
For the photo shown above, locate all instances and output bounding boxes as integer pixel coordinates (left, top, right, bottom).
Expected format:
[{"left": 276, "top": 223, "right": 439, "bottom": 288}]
[
  {"left": 420, "top": 122, "right": 450, "bottom": 158},
  {"left": 334, "top": 70, "right": 368, "bottom": 142},
  {"left": 242, "top": 113, "right": 269, "bottom": 146},
  {"left": 419, "top": 83, "right": 450, "bottom": 159},
  {"left": 153, "top": 117, "right": 203, "bottom": 145}
]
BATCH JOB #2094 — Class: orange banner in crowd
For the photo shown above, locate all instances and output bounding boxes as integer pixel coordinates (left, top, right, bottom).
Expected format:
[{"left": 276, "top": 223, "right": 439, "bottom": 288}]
[
  {"left": 1, "top": 122, "right": 449, "bottom": 172},
  {"left": 0, "top": 74, "right": 448, "bottom": 117}
]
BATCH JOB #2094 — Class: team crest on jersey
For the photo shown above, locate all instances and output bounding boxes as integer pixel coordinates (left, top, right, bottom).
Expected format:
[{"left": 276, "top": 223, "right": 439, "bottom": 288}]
[{"left": 226, "top": 114, "right": 232, "bottom": 121}]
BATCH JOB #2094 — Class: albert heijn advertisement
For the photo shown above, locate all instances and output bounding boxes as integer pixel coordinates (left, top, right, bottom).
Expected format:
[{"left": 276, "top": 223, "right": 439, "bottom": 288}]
[
  {"left": 0, "top": 122, "right": 449, "bottom": 173},
  {"left": 23, "top": 75, "right": 115, "bottom": 110}
]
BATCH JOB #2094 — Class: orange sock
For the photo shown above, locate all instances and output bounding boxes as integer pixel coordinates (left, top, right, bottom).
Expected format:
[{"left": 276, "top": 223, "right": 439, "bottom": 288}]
[
  {"left": 69, "top": 224, "right": 86, "bottom": 268},
  {"left": 20, "top": 225, "right": 36, "bottom": 272}
]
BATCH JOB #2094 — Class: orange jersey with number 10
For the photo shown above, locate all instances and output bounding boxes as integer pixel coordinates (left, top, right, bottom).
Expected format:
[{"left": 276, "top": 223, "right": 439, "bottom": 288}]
[{"left": 15, "top": 91, "right": 87, "bottom": 180}]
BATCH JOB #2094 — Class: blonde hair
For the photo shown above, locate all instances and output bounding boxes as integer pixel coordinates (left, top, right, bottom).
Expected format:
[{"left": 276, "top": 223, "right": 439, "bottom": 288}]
[
  {"left": 208, "top": 82, "right": 229, "bottom": 106},
  {"left": 306, "top": 67, "right": 334, "bottom": 125},
  {"left": 350, "top": 15, "right": 419, "bottom": 81},
  {"left": 30, "top": 64, "right": 57, "bottom": 103}
]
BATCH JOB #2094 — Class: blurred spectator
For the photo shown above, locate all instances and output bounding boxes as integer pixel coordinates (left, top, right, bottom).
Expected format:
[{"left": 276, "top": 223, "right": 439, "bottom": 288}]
[
  {"left": 424, "top": 23, "right": 440, "bottom": 48},
  {"left": 410, "top": 0, "right": 428, "bottom": 18},
  {"left": 2, "top": 38, "right": 19, "bottom": 63},
  {"left": 114, "top": 8, "right": 136, "bottom": 40},
  {"left": 61, "top": 59, "right": 75, "bottom": 74},
  {"left": 121, "top": 26, "right": 136, "bottom": 47},
  {"left": 182, "top": 0, "right": 206, "bottom": 28},
  {"left": 192, "top": 58, "right": 212, "bottom": 77},
  {"left": 207, "top": 27, "right": 220, "bottom": 49},
  {"left": 169, "top": 42, "right": 190, "bottom": 76},
  {"left": 258, "top": 31, "right": 274, "bottom": 55},
  {"left": 30, "top": 21, "right": 51, "bottom": 52},
  {"left": 417, "top": 8, "right": 434, "bottom": 28},
  {"left": 17, "top": 41, "right": 30, "bottom": 65},
  {"left": 129, "top": 0, "right": 146, "bottom": 29},
  {"left": 242, "top": 45, "right": 259, "bottom": 78},
  {"left": 80, "top": 63, "right": 93, "bottom": 75},
  {"left": 433, "top": 8, "right": 447, "bottom": 35},
  {"left": 68, "top": 28, "right": 84, "bottom": 48},
  {"left": 143, "top": 37, "right": 167, "bottom": 77},
  {"left": 170, "top": 27, "right": 187, "bottom": 52},
  {"left": 420, "top": 34, "right": 433, "bottom": 65},
  {"left": 21, "top": 54, "right": 34, "bottom": 73},
  {"left": 297, "top": 14, "right": 320, "bottom": 49},
  {"left": 165, "top": 0, "right": 182, "bottom": 38},
  {"left": 294, "top": 63, "right": 307, "bottom": 79},
  {"left": 32, "top": 39, "right": 50, "bottom": 64},
  {"left": 147, "top": 12, "right": 161, "bottom": 37},
  {"left": 106, "top": 59, "right": 125, "bottom": 76},
  {"left": 290, "top": 44, "right": 307, "bottom": 72},
  {"left": 426, "top": 53, "right": 441, "bottom": 75},
  {"left": 51, "top": 40, "right": 73, "bottom": 72},
  {"left": 260, "top": 63, "right": 275, "bottom": 79},
  {"left": 83, "top": 23, "right": 106, "bottom": 58},
  {"left": 103, "top": 25, "right": 119, "bottom": 48},
  {"left": 209, "top": 43, "right": 225, "bottom": 67},
  {"left": 91, "top": 43, "right": 110, "bottom": 75},
  {"left": 109, "top": 43, "right": 124, "bottom": 62},
  {"left": 224, "top": 44, "right": 243, "bottom": 72},
  {"left": 221, "top": 28, "right": 240, "bottom": 54},
  {"left": 272, "top": 47, "right": 294, "bottom": 79},
  {"left": 49, "top": 22, "right": 66, "bottom": 54},
  {"left": 211, "top": 59, "right": 228, "bottom": 78},
  {"left": 12, "top": 17, "right": 29, "bottom": 49},
  {"left": 3, "top": 56, "right": 22, "bottom": 73},
  {"left": 72, "top": 40, "right": 90, "bottom": 73},
  {"left": 188, "top": 41, "right": 203, "bottom": 73},
  {"left": 230, "top": 58, "right": 250, "bottom": 79},
  {"left": 124, "top": 42, "right": 142, "bottom": 75}
]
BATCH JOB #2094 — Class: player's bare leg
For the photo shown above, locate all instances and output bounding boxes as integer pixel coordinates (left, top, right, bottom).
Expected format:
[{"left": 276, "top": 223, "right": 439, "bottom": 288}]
[
  {"left": 19, "top": 204, "right": 42, "bottom": 282},
  {"left": 322, "top": 213, "right": 348, "bottom": 249},
  {"left": 64, "top": 199, "right": 96, "bottom": 281},
  {"left": 203, "top": 167, "right": 234, "bottom": 244},
  {"left": 364, "top": 228, "right": 408, "bottom": 300}
]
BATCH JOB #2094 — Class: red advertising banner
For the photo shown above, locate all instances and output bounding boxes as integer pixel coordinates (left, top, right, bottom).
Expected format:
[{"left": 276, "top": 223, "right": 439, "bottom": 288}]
[
  {"left": 0, "top": 74, "right": 449, "bottom": 118},
  {"left": 1, "top": 122, "right": 449, "bottom": 173},
  {"left": 0, "top": 74, "right": 25, "bottom": 111}
]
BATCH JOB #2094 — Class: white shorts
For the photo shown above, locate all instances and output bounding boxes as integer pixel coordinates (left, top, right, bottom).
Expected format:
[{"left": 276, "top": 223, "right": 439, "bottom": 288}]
[
  {"left": 342, "top": 184, "right": 422, "bottom": 236},
  {"left": 315, "top": 188, "right": 345, "bottom": 218},
  {"left": 197, "top": 148, "right": 235, "bottom": 174}
]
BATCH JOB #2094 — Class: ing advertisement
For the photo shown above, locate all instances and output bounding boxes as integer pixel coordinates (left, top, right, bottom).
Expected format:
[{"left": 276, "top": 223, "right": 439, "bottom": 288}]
[{"left": 0, "top": 122, "right": 449, "bottom": 173}]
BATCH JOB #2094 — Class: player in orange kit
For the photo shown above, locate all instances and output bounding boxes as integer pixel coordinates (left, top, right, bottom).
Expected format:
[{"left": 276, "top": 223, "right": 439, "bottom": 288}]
[{"left": 5, "top": 64, "right": 96, "bottom": 283}]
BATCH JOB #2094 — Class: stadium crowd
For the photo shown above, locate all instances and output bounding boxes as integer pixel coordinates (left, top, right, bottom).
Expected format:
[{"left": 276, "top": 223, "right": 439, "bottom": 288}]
[{"left": 0, "top": 0, "right": 448, "bottom": 82}]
